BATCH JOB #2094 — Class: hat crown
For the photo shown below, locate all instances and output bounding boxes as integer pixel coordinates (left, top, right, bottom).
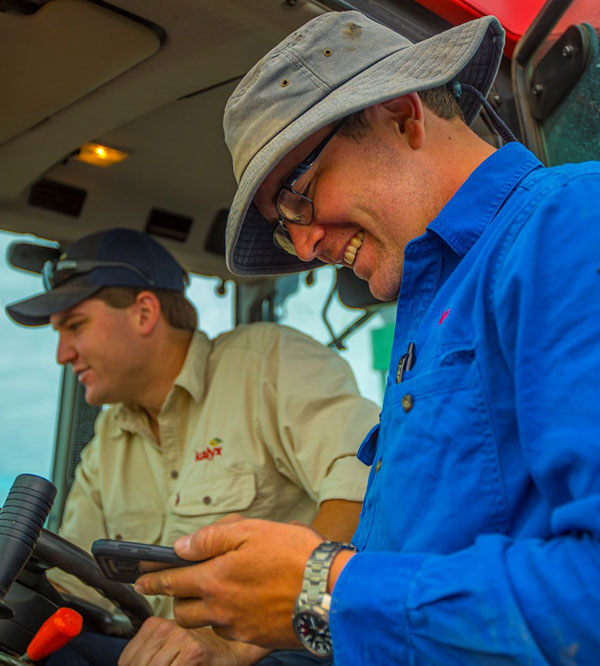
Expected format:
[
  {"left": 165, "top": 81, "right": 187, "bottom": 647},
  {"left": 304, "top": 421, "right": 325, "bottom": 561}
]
[
  {"left": 62, "top": 227, "right": 184, "bottom": 291},
  {"left": 224, "top": 11, "right": 410, "bottom": 182}
]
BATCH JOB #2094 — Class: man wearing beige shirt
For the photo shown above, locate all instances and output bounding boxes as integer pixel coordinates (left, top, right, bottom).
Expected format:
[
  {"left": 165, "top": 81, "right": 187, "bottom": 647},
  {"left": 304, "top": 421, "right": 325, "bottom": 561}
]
[{"left": 6, "top": 227, "right": 378, "bottom": 666}]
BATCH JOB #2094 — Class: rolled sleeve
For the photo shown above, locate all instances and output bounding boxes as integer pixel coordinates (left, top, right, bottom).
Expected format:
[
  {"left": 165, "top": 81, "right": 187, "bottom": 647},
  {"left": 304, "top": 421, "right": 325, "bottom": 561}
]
[
  {"left": 317, "top": 455, "right": 369, "bottom": 506},
  {"left": 257, "top": 324, "right": 378, "bottom": 505}
]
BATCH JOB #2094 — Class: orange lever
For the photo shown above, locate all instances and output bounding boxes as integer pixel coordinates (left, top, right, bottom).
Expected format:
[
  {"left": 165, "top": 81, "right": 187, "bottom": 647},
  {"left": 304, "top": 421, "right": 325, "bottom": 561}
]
[{"left": 26, "top": 607, "right": 83, "bottom": 661}]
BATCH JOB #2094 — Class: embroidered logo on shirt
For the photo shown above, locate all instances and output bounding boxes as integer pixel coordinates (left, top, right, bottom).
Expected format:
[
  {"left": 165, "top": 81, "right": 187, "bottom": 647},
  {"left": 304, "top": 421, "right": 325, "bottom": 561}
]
[
  {"left": 195, "top": 437, "right": 223, "bottom": 462},
  {"left": 438, "top": 308, "right": 451, "bottom": 325}
]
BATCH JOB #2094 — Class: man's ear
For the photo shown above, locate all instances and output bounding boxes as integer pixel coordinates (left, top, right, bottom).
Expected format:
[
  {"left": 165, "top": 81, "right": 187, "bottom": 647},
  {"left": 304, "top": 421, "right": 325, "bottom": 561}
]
[
  {"left": 372, "top": 93, "right": 424, "bottom": 149},
  {"left": 131, "top": 290, "right": 161, "bottom": 335}
]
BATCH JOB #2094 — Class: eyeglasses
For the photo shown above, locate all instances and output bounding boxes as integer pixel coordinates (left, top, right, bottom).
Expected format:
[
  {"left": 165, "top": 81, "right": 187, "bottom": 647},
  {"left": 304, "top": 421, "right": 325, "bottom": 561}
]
[
  {"left": 273, "top": 122, "right": 343, "bottom": 256},
  {"left": 42, "top": 258, "right": 155, "bottom": 291}
]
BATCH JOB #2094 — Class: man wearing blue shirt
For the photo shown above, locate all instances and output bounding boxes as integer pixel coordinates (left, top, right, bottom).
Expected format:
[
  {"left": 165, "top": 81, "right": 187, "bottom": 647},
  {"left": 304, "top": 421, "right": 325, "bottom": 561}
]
[{"left": 136, "top": 10, "right": 600, "bottom": 664}]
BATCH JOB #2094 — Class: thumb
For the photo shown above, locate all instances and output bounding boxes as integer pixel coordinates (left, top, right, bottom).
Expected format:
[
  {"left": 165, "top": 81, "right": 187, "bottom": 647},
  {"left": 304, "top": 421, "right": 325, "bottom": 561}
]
[{"left": 174, "top": 520, "right": 247, "bottom": 560}]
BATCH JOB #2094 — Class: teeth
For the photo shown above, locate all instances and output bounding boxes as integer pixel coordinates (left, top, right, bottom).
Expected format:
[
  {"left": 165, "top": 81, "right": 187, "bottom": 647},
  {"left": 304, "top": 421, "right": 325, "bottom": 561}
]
[{"left": 344, "top": 231, "right": 364, "bottom": 266}]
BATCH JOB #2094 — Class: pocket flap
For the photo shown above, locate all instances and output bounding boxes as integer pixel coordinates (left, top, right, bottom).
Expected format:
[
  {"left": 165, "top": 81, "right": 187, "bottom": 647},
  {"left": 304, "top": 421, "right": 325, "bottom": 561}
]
[
  {"left": 170, "top": 472, "right": 257, "bottom": 516},
  {"left": 104, "top": 514, "right": 163, "bottom": 543}
]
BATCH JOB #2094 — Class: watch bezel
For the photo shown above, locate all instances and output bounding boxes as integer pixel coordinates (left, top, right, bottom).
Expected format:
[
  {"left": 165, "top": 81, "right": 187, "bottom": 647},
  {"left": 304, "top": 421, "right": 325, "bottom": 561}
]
[{"left": 292, "top": 596, "right": 333, "bottom": 657}]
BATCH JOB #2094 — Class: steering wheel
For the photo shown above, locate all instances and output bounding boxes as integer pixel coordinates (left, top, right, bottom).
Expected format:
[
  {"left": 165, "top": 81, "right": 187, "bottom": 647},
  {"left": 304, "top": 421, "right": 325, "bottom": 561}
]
[{"left": 32, "top": 529, "right": 152, "bottom": 635}]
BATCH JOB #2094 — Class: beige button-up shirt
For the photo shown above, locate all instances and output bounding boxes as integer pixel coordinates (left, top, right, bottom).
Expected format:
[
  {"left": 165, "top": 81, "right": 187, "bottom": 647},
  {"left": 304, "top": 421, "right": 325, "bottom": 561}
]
[{"left": 49, "top": 323, "right": 378, "bottom": 616}]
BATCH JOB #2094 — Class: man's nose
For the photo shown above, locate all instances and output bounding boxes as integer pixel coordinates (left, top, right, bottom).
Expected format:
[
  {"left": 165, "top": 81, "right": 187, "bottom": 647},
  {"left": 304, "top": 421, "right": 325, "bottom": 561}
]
[
  {"left": 288, "top": 223, "right": 326, "bottom": 262},
  {"left": 56, "top": 336, "right": 76, "bottom": 366}
]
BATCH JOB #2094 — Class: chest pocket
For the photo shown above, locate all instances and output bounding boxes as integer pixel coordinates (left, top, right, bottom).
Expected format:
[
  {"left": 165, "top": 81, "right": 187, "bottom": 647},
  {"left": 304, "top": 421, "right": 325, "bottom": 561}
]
[
  {"left": 166, "top": 472, "right": 257, "bottom": 541},
  {"left": 372, "top": 347, "right": 509, "bottom": 553},
  {"left": 104, "top": 514, "right": 163, "bottom": 544}
]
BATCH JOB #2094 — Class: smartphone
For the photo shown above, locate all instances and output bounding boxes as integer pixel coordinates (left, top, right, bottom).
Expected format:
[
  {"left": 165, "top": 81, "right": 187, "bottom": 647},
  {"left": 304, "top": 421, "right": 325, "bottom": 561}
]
[{"left": 92, "top": 538, "right": 202, "bottom": 584}]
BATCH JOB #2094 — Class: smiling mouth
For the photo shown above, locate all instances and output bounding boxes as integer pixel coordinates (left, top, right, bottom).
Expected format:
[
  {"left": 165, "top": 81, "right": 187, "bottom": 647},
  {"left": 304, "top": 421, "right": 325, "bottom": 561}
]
[
  {"left": 343, "top": 231, "right": 365, "bottom": 266},
  {"left": 75, "top": 368, "right": 91, "bottom": 383}
]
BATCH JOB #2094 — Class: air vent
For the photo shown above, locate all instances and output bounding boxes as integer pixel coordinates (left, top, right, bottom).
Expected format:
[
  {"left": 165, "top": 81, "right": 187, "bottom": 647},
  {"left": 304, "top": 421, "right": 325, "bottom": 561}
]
[
  {"left": 28, "top": 178, "right": 87, "bottom": 217},
  {"left": 204, "top": 209, "right": 227, "bottom": 257},
  {"left": 145, "top": 208, "right": 192, "bottom": 242}
]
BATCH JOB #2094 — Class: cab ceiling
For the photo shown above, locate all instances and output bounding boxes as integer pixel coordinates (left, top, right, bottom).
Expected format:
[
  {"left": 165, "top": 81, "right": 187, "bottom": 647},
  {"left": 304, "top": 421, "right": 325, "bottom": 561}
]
[{"left": 0, "top": 0, "right": 326, "bottom": 280}]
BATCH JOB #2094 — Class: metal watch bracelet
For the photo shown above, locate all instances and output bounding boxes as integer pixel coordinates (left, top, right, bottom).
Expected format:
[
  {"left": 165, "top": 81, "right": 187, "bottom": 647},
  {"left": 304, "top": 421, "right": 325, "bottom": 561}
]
[{"left": 300, "top": 540, "right": 357, "bottom": 605}]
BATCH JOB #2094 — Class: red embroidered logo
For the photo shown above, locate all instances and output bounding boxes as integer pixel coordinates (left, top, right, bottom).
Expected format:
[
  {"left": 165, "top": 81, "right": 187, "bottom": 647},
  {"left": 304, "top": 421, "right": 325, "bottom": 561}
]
[
  {"left": 195, "top": 437, "right": 223, "bottom": 462},
  {"left": 195, "top": 447, "right": 222, "bottom": 461},
  {"left": 438, "top": 308, "right": 450, "bottom": 325}
]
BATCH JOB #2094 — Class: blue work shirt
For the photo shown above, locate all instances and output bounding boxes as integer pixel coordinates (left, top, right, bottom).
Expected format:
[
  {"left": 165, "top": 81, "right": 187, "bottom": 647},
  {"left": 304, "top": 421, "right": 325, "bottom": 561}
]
[{"left": 330, "top": 142, "right": 600, "bottom": 665}]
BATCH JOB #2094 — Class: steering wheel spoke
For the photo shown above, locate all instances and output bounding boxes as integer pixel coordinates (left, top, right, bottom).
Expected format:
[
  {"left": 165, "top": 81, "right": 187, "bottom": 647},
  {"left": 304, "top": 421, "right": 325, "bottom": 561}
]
[{"left": 33, "top": 529, "right": 152, "bottom": 636}]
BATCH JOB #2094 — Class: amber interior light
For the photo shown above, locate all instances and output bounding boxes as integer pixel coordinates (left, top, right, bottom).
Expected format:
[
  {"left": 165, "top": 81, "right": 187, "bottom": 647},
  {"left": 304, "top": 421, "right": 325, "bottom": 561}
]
[{"left": 75, "top": 142, "right": 130, "bottom": 167}]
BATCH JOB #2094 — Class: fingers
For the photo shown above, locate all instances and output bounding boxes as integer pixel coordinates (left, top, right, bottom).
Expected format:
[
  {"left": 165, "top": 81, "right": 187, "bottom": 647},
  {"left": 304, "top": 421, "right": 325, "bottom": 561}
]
[
  {"left": 119, "top": 618, "right": 181, "bottom": 666},
  {"left": 119, "top": 619, "right": 234, "bottom": 666}
]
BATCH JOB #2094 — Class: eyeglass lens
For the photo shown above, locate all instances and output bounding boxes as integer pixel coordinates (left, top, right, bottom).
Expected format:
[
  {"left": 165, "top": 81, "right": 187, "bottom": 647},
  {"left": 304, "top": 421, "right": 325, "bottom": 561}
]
[{"left": 273, "top": 222, "right": 298, "bottom": 257}]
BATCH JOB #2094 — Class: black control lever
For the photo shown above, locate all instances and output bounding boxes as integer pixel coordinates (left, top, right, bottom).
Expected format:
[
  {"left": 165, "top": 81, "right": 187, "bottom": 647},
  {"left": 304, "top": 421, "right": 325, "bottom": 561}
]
[{"left": 0, "top": 474, "right": 56, "bottom": 619}]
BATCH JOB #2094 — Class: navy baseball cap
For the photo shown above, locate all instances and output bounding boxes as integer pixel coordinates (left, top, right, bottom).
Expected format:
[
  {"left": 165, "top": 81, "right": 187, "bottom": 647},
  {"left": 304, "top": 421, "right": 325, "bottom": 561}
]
[{"left": 6, "top": 228, "right": 186, "bottom": 327}]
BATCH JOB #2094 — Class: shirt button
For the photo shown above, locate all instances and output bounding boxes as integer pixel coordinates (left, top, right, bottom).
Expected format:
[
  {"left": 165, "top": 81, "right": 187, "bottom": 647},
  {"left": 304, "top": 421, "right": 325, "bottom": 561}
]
[
  {"left": 375, "top": 460, "right": 382, "bottom": 473},
  {"left": 202, "top": 496, "right": 212, "bottom": 505},
  {"left": 170, "top": 470, "right": 179, "bottom": 479},
  {"left": 402, "top": 394, "right": 414, "bottom": 412}
]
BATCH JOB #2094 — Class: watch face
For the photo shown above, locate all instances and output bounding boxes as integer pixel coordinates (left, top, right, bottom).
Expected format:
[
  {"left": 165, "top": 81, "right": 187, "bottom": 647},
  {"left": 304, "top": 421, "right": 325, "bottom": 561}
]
[{"left": 293, "top": 609, "right": 332, "bottom": 657}]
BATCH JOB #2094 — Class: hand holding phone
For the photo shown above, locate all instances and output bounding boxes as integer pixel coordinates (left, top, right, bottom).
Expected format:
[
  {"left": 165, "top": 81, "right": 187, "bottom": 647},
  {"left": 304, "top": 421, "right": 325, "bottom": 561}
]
[{"left": 92, "top": 538, "right": 204, "bottom": 584}]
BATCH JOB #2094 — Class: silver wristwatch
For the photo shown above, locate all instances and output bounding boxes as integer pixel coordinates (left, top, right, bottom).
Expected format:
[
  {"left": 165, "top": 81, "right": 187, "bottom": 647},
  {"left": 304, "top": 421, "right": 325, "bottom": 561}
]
[{"left": 292, "top": 540, "right": 357, "bottom": 657}]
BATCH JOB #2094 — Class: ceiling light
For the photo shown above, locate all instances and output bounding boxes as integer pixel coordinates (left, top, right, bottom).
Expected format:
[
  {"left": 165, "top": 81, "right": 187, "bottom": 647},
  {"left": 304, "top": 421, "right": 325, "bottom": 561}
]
[{"left": 75, "top": 142, "right": 130, "bottom": 167}]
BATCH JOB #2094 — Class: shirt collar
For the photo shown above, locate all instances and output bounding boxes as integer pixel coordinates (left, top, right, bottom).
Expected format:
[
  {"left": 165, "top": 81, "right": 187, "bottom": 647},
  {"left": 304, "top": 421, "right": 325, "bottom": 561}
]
[
  {"left": 172, "top": 329, "right": 211, "bottom": 403},
  {"left": 427, "top": 142, "right": 542, "bottom": 257}
]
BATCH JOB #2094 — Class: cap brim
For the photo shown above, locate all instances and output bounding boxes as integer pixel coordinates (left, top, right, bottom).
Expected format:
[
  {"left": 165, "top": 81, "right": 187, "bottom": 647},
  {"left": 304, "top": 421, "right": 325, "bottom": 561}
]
[
  {"left": 6, "top": 283, "right": 102, "bottom": 327},
  {"left": 226, "top": 15, "right": 504, "bottom": 276}
]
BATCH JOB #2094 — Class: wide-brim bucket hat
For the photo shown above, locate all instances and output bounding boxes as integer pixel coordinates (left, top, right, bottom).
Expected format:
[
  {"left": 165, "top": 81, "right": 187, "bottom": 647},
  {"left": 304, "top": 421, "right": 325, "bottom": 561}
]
[{"left": 224, "top": 10, "right": 504, "bottom": 276}]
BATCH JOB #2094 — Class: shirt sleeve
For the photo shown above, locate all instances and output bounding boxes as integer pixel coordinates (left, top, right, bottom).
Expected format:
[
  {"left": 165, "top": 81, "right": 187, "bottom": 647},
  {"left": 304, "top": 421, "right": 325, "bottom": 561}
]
[
  {"left": 46, "top": 412, "right": 116, "bottom": 612},
  {"left": 254, "top": 324, "right": 378, "bottom": 506},
  {"left": 331, "top": 171, "right": 600, "bottom": 664}
]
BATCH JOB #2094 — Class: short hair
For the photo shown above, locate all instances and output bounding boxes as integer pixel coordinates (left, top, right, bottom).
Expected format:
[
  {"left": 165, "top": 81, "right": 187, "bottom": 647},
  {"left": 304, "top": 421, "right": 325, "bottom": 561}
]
[
  {"left": 419, "top": 85, "right": 465, "bottom": 121},
  {"left": 340, "top": 84, "right": 464, "bottom": 140},
  {"left": 93, "top": 286, "right": 198, "bottom": 331}
]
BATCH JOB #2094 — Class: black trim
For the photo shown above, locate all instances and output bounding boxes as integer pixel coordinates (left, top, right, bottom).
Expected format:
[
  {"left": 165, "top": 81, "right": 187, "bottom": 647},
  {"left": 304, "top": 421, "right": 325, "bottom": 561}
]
[
  {"left": 178, "top": 75, "right": 245, "bottom": 101},
  {"left": 89, "top": 0, "right": 167, "bottom": 44}
]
